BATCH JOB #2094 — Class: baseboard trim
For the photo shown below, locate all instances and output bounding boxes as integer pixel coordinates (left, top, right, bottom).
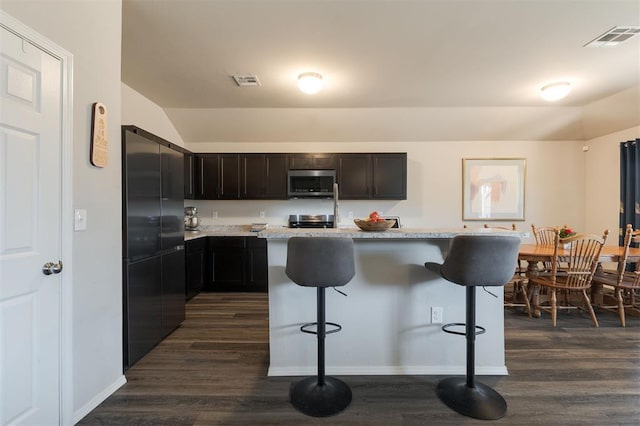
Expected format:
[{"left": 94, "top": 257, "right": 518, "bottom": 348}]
[
  {"left": 268, "top": 365, "right": 508, "bottom": 377},
  {"left": 73, "top": 375, "right": 127, "bottom": 424}
]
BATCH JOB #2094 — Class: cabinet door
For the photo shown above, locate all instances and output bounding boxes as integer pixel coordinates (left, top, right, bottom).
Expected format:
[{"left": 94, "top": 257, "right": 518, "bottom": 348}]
[
  {"left": 161, "top": 249, "right": 186, "bottom": 338},
  {"left": 195, "top": 154, "right": 219, "bottom": 199},
  {"left": 125, "top": 256, "right": 162, "bottom": 369},
  {"left": 289, "top": 153, "right": 334, "bottom": 170},
  {"left": 185, "top": 238, "right": 206, "bottom": 300},
  {"left": 123, "top": 130, "right": 161, "bottom": 262},
  {"left": 337, "top": 154, "right": 372, "bottom": 199},
  {"left": 219, "top": 154, "right": 240, "bottom": 199},
  {"left": 209, "top": 237, "right": 246, "bottom": 290},
  {"left": 160, "top": 144, "right": 184, "bottom": 251},
  {"left": 241, "top": 154, "right": 266, "bottom": 198},
  {"left": 246, "top": 238, "right": 268, "bottom": 292},
  {"left": 241, "top": 154, "right": 288, "bottom": 199},
  {"left": 264, "top": 154, "right": 288, "bottom": 199},
  {"left": 184, "top": 152, "right": 195, "bottom": 199},
  {"left": 372, "top": 153, "right": 407, "bottom": 200}
]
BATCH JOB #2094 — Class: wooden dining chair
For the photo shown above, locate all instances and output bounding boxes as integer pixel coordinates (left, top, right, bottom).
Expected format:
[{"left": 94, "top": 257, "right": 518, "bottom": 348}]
[
  {"left": 529, "top": 228, "right": 608, "bottom": 327},
  {"left": 591, "top": 224, "right": 640, "bottom": 326},
  {"left": 531, "top": 224, "right": 559, "bottom": 272},
  {"left": 483, "top": 224, "right": 531, "bottom": 316},
  {"left": 531, "top": 224, "right": 557, "bottom": 245}
]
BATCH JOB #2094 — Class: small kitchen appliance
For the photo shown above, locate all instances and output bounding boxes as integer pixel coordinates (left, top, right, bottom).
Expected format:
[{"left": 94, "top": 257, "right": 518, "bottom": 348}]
[
  {"left": 184, "top": 206, "right": 200, "bottom": 231},
  {"left": 288, "top": 214, "right": 335, "bottom": 228}
]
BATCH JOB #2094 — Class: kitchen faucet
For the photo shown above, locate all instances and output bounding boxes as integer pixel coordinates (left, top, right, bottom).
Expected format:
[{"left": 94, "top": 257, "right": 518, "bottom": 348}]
[{"left": 333, "top": 182, "right": 339, "bottom": 228}]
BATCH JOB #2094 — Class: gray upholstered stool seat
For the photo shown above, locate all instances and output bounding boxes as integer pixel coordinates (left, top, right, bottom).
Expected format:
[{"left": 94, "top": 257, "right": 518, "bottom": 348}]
[
  {"left": 285, "top": 237, "right": 355, "bottom": 417},
  {"left": 425, "top": 235, "right": 520, "bottom": 421}
]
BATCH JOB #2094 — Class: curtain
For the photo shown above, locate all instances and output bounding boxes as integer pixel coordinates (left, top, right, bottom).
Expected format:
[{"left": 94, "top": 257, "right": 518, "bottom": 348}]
[{"left": 620, "top": 139, "right": 640, "bottom": 246}]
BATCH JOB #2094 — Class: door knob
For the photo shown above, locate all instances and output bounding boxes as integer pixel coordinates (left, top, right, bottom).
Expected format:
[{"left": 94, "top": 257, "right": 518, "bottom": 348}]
[{"left": 42, "top": 261, "right": 63, "bottom": 275}]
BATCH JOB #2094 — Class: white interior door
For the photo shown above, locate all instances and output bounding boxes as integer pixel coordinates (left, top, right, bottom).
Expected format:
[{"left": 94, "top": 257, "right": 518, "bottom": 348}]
[{"left": 0, "top": 26, "right": 63, "bottom": 425}]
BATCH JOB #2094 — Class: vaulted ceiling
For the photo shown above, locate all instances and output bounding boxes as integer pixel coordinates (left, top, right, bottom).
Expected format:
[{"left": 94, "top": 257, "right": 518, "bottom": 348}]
[{"left": 122, "top": 0, "right": 640, "bottom": 142}]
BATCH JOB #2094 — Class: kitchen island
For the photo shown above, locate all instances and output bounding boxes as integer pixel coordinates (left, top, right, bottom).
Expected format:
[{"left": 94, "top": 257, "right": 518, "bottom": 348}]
[{"left": 258, "top": 227, "right": 522, "bottom": 377}]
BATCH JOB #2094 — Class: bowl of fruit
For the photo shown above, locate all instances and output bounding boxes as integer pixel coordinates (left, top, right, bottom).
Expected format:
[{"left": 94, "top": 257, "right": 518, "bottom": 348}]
[{"left": 354, "top": 211, "right": 395, "bottom": 232}]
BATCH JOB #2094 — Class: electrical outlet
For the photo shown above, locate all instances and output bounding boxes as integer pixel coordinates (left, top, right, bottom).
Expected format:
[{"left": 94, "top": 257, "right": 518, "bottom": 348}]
[
  {"left": 347, "top": 211, "right": 354, "bottom": 219},
  {"left": 259, "top": 211, "right": 266, "bottom": 219},
  {"left": 431, "top": 307, "right": 443, "bottom": 324},
  {"left": 212, "top": 211, "right": 218, "bottom": 219}
]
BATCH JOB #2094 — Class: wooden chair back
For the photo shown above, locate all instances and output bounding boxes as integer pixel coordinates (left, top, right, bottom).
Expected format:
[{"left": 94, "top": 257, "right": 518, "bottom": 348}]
[
  {"left": 531, "top": 224, "right": 556, "bottom": 245},
  {"left": 614, "top": 224, "right": 635, "bottom": 285},
  {"left": 531, "top": 224, "right": 559, "bottom": 271},
  {"left": 549, "top": 229, "right": 609, "bottom": 290}
]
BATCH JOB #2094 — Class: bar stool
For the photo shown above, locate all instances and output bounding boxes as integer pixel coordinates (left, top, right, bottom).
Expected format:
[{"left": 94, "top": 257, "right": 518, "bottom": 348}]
[
  {"left": 425, "top": 235, "right": 521, "bottom": 420},
  {"left": 285, "top": 237, "right": 355, "bottom": 417}
]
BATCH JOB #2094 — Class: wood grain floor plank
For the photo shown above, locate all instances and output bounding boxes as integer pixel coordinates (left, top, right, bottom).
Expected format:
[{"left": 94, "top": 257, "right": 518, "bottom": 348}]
[{"left": 79, "top": 293, "right": 640, "bottom": 425}]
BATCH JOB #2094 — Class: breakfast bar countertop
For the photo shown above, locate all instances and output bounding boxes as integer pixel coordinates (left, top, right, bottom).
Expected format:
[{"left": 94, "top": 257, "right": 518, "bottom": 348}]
[
  {"left": 186, "top": 226, "right": 527, "bottom": 241},
  {"left": 257, "top": 226, "right": 524, "bottom": 239}
]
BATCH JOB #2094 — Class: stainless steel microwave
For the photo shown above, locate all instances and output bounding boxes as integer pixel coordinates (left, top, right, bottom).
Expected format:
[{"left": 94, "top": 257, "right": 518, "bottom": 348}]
[{"left": 287, "top": 170, "right": 336, "bottom": 198}]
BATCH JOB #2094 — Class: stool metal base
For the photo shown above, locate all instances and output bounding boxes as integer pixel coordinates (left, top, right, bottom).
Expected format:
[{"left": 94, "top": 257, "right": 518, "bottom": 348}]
[
  {"left": 436, "top": 377, "right": 507, "bottom": 420},
  {"left": 290, "top": 376, "right": 352, "bottom": 417}
]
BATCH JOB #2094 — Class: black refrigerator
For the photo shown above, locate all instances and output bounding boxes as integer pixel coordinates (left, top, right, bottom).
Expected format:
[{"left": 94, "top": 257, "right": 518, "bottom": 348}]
[{"left": 122, "top": 126, "right": 185, "bottom": 369}]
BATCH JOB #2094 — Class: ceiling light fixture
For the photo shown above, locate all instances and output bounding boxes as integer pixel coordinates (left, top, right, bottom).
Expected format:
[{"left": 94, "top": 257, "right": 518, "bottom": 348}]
[
  {"left": 540, "top": 81, "right": 571, "bottom": 101},
  {"left": 297, "top": 72, "right": 323, "bottom": 94}
]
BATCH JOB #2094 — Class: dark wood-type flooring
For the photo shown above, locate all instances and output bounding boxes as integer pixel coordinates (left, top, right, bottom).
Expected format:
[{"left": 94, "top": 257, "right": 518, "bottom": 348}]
[{"left": 79, "top": 292, "right": 640, "bottom": 425}]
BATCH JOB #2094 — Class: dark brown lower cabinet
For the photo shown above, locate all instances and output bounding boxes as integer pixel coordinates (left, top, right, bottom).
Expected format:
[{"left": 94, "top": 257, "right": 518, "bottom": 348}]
[
  {"left": 207, "top": 236, "right": 268, "bottom": 292},
  {"left": 246, "top": 237, "right": 268, "bottom": 291},
  {"left": 185, "top": 237, "right": 206, "bottom": 300}
]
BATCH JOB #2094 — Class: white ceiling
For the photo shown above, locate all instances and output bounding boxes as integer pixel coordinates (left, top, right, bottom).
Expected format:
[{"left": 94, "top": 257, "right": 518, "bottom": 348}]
[{"left": 121, "top": 0, "right": 640, "bottom": 142}]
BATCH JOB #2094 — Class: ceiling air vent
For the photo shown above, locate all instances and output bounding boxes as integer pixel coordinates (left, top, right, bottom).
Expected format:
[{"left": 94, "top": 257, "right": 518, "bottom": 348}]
[
  {"left": 232, "top": 75, "right": 261, "bottom": 86},
  {"left": 584, "top": 26, "right": 640, "bottom": 47}
]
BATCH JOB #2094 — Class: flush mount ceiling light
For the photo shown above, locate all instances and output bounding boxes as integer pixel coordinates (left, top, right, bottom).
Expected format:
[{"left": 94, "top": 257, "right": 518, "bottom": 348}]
[
  {"left": 540, "top": 81, "right": 571, "bottom": 101},
  {"left": 297, "top": 72, "right": 323, "bottom": 94}
]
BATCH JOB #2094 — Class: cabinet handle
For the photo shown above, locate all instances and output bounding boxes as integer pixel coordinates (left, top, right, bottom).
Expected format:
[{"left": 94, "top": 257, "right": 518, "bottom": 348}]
[
  {"left": 199, "top": 157, "right": 204, "bottom": 196},
  {"left": 211, "top": 255, "right": 215, "bottom": 282}
]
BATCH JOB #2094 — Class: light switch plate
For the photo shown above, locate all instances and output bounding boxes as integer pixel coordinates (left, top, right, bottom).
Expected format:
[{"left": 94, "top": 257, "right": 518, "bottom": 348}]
[{"left": 74, "top": 209, "right": 87, "bottom": 231}]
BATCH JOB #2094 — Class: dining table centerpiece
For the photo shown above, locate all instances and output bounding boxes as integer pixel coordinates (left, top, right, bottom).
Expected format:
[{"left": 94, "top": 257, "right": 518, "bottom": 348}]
[{"left": 559, "top": 225, "right": 576, "bottom": 249}]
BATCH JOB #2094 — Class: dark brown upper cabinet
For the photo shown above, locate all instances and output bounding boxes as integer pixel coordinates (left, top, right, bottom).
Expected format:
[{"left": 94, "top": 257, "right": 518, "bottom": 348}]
[
  {"left": 241, "top": 154, "right": 288, "bottom": 199},
  {"left": 372, "top": 153, "right": 407, "bottom": 200},
  {"left": 194, "top": 151, "right": 406, "bottom": 200},
  {"left": 184, "top": 152, "right": 195, "bottom": 199},
  {"left": 219, "top": 154, "right": 240, "bottom": 199},
  {"left": 289, "top": 153, "right": 335, "bottom": 170},
  {"left": 195, "top": 154, "right": 219, "bottom": 199},
  {"left": 336, "top": 154, "right": 372, "bottom": 199}
]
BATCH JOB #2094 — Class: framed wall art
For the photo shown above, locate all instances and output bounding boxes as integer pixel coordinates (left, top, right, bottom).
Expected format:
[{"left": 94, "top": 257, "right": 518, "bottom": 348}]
[{"left": 462, "top": 158, "right": 526, "bottom": 221}]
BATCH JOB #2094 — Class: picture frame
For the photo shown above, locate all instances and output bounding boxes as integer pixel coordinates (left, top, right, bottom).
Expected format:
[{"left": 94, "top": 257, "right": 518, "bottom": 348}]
[{"left": 462, "top": 158, "right": 525, "bottom": 221}]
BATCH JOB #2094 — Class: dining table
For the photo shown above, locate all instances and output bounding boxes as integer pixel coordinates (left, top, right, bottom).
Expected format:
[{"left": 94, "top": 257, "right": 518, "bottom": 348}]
[{"left": 518, "top": 244, "right": 640, "bottom": 318}]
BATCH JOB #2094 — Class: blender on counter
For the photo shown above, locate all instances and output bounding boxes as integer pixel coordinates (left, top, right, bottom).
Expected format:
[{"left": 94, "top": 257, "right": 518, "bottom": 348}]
[{"left": 184, "top": 206, "right": 200, "bottom": 231}]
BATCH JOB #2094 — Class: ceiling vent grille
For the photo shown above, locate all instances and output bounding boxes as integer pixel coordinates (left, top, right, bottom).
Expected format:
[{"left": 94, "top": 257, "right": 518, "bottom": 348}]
[
  {"left": 232, "top": 75, "right": 261, "bottom": 86},
  {"left": 584, "top": 26, "right": 640, "bottom": 47}
]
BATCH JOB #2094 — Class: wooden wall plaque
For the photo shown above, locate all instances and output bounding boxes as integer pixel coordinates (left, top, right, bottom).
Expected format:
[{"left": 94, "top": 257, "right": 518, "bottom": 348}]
[{"left": 90, "top": 102, "right": 108, "bottom": 167}]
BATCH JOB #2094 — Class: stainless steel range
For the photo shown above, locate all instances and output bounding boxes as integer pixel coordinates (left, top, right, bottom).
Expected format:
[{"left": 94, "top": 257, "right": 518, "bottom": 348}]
[{"left": 288, "top": 214, "right": 335, "bottom": 228}]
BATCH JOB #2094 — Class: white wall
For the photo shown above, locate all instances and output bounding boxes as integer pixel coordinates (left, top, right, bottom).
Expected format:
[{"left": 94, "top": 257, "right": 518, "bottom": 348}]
[
  {"left": 122, "top": 82, "right": 185, "bottom": 147},
  {"left": 583, "top": 87, "right": 640, "bottom": 141},
  {"left": 585, "top": 126, "right": 640, "bottom": 245},
  {"left": 0, "top": 0, "right": 125, "bottom": 422}
]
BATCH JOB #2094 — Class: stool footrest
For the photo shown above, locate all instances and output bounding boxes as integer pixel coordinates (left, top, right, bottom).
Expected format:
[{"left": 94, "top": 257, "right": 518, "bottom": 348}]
[
  {"left": 441, "top": 322, "right": 486, "bottom": 336},
  {"left": 301, "top": 321, "right": 342, "bottom": 335}
]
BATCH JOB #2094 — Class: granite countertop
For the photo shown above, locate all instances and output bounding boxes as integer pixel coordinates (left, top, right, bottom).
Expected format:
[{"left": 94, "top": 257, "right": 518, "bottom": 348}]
[
  {"left": 184, "top": 225, "right": 258, "bottom": 240},
  {"left": 185, "top": 225, "right": 528, "bottom": 241},
  {"left": 257, "top": 227, "right": 526, "bottom": 239}
]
